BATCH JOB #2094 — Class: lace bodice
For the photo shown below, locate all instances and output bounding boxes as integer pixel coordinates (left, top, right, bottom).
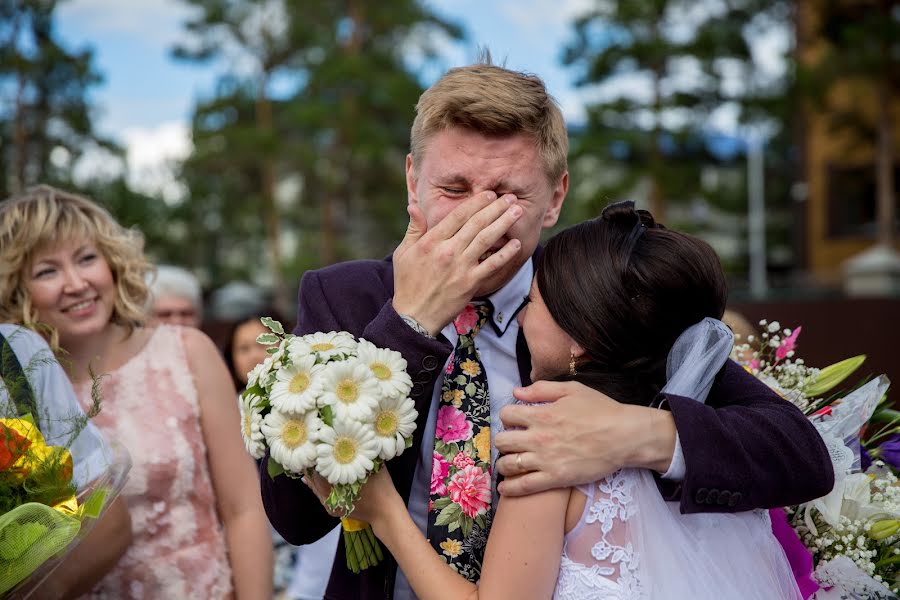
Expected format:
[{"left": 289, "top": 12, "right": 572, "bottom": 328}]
[
  {"left": 554, "top": 468, "right": 801, "bottom": 600},
  {"left": 555, "top": 470, "right": 644, "bottom": 599},
  {"left": 75, "top": 326, "right": 233, "bottom": 599}
]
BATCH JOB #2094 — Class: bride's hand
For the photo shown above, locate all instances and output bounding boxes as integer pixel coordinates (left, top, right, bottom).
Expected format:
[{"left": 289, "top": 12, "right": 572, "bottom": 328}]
[{"left": 304, "top": 467, "right": 402, "bottom": 528}]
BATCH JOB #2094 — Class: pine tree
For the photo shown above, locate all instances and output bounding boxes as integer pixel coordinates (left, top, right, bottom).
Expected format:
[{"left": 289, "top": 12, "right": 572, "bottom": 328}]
[{"left": 0, "top": 0, "right": 117, "bottom": 198}]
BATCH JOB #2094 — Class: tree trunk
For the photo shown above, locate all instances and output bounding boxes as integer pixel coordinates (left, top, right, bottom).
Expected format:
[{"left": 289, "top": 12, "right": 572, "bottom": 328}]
[
  {"left": 255, "top": 74, "right": 289, "bottom": 316},
  {"left": 12, "top": 11, "right": 26, "bottom": 194}
]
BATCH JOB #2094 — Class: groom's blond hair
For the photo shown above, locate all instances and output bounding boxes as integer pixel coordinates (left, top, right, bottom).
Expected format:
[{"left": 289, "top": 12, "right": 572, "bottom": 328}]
[{"left": 410, "top": 55, "right": 568, "bottom": 185}]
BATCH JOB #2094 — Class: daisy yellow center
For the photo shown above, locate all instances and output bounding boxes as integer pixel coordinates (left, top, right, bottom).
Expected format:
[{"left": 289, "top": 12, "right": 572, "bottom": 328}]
[
  {"left": 242, "top": 413, "right": 253, "bottom": 438},
  {"left": 289, "top": 372, "right": 311, "bottom": 394},
  {"left": 370, "top": 362, "right": 391, "bottom": 380},
  {"left": 311, "top": 342, "right": 335, "bottom": 352},
  {"left": 336, "top": 379, "right": 359, "bottom": 403},
  {"left": 375, "top": 410, "right": 399, "bottom": 437},
  {"left": 333, "top": 436, "right": 358, "bottom": 464},
  {"left": 281, "top": 419, "right": 308, "bottom": 449}
]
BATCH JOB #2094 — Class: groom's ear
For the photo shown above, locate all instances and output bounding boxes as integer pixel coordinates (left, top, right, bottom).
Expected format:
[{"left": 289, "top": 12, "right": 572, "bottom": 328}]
[
  {"left": 542, "top": 171, "right": 568, "bottom": 228},
  {"left": 406, "top": 154, "right": 419, "bottom": 206}
]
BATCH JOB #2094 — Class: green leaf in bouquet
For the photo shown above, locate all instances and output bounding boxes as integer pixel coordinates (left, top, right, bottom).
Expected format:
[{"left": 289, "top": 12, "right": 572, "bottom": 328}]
[
  {"left": 266, "top": 347, "right": 279, "bottom": 355},
  {"left": 320, "top": 405, "right": 334, "bottom": 427},
  {"left": 261, "top": 317, "right": 284, "bottom": 335},
  {"left": 267, "top": 457, "right": 285, "bottom": 480},
  {"left": 256, "top": 333, "right": 280, "bottom": 345},
  {"left": 804, "top": 355, "right": 866, "bottom": 398}
]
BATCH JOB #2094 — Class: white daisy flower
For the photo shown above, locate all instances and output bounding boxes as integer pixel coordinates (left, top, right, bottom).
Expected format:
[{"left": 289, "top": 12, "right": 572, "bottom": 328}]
[
  {"left": 370, "top": 394, "right": 418, "bottom": 461},
  {"left": 246, "top": 362, "right": 265, "bottom": 390},
  {"left": 301, "top": 331, "right": 357, "bottom": 361},
  {"left": 240, "top": 392, "right": 266, "bottom": 459},
  {"left": 318, "top": 360, "right": 380, "bottom": 422},
  {"left": 315, "top": 420, "right": 380, "bottom": 485},
  {"left": 254, "top": 353, "right": 281, "bottom": 391},
  {"left": 269, "top": 354, "right": 323, "bottom": 414},
  {"left": 262, "top": 409, "right": 321, "bottom": 474},
  {"left": 356, "top": 339, "right": 413, "bottom": 399}
]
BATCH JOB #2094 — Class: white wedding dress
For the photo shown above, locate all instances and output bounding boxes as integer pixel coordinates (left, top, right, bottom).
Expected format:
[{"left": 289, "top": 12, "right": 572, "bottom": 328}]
[{"left": 552, "top": 319, "right": 802, "bottom": 600}]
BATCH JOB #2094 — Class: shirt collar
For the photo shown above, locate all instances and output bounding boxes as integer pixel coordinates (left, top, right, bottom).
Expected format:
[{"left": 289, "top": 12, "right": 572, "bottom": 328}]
[{"left": 482, "top": 259, "right": 533, "bottom": 337}]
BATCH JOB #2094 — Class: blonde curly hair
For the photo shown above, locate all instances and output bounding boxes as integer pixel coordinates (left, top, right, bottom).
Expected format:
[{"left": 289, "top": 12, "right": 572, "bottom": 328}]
[{"left": 0, "top": 185, "right": 152, "bottom": 348}]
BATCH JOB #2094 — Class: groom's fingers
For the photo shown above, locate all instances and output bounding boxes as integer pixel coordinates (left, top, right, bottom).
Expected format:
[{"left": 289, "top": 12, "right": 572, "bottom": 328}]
[
  {"left": 493, "top": 427, "right": 533, "bottom": 455},
  {"left": 498, "top": 472, "right": 556, "bottom": 497},
  {"left": 512, "top": 380, "right": 577, "bottom": 404}
]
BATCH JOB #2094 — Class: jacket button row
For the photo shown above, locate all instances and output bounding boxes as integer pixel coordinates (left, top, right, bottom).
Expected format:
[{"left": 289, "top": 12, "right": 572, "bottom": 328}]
[{"left": 695, "top": 488, "right": 742, "bottom": 507}]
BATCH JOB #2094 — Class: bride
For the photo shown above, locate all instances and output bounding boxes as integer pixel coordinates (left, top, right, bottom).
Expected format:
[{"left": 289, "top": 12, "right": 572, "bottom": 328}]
[{"left": 308, "top": 201, "right": 802, "bottom": 599}]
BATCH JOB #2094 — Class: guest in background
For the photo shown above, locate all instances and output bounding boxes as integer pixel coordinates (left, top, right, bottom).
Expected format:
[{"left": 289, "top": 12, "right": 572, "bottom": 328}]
[
  {"left": 0, "top": 185, "right": 273, "bottom": 599},
  {"left": 223, "top": 310, "right": 284, "bottom": 393},
  {"left": 147, "top": 264, "right": 203, "bottom": 328}
]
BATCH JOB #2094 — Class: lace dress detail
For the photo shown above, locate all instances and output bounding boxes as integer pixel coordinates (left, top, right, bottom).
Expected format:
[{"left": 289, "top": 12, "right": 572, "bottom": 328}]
[
  {"left": 75, "top": 326, "right": 233, "bottom": 599},
  {"left": 553, "top": 468, "right": 801, "bottom": 599},
  {"left": 555, "top": 470, "right": 645, "bottom": 600}
]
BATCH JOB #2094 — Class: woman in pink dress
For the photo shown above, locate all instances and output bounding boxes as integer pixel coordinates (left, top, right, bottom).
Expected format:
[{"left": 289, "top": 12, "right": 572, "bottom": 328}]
[{"left": 0, "top": 185, "right": 273, "bottom": 599}]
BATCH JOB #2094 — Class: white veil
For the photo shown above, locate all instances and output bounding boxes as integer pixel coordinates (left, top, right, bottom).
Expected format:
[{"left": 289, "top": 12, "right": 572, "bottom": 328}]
[{"left": 558, "top": 318, "right": 802, "bottom": 599}]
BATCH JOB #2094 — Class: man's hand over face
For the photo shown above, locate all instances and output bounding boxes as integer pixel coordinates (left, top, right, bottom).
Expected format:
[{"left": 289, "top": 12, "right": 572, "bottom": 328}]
[
  {"left": 392, "top": 192, "right": 523, "bottom": 335},
  {"left": 494, "top": 381, "right": 677, "bottom": 496}
]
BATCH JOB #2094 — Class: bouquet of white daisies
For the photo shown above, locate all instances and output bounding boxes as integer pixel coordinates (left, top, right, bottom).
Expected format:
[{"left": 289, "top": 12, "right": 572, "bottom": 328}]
[{"left": 239, "top": 318, "right": 417, "bottom": 573}]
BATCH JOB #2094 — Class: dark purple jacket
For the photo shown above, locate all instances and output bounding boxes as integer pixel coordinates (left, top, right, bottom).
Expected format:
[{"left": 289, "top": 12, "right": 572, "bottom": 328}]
[{"left": 260, "top": 256, "right": 834, "bottom": 600}]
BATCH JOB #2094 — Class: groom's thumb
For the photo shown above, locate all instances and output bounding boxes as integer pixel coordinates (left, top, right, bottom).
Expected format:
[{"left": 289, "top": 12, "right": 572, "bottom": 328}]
[{"left": 397, "top": 204, "right": 427, "bottom": 254}]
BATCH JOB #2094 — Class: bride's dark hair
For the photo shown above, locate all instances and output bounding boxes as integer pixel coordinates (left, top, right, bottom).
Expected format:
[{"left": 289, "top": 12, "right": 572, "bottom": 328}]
[{"left": 535, "top": 200, "right": 727, "bottom": 406}]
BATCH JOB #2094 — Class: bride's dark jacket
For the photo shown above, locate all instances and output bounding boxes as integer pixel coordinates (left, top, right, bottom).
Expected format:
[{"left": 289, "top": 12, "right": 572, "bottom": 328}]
[{"left": 260, "top": 253, "right": 834, "bottom": 600}]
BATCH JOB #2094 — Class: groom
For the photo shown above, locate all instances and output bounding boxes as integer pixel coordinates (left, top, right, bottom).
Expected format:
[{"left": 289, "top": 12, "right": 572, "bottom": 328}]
[{"left": 260, "top": 59, "right": 833, "bottom": 599}]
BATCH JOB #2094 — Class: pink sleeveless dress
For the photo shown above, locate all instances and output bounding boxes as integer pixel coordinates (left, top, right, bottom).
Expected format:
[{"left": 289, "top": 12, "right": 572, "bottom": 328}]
[{"left": 75, "top": 325, "right": 233, "bottom": 599}]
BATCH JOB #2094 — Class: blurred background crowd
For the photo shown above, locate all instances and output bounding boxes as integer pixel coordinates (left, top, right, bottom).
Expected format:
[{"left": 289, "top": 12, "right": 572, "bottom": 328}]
[{"left": 1, "top": 0, "right": 898, "bottom": 513}]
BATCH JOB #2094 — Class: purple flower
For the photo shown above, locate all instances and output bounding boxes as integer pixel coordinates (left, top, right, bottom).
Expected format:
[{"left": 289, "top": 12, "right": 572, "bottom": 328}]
[{"left": 877, "top": 434, "right": 900, "bottom": 470}]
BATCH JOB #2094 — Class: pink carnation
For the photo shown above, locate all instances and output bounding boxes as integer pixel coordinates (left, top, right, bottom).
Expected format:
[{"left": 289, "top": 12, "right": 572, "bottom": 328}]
[
  {"left": 775, "top": 326, "right": 802, "bottom": 362},
  {"left": 435, "top": 406, "right": 472, "bottom": 443},
  {"left": 454, "top": 304, "right": 479, "bottom": 335},
  {"left": 453, "top": 451, "right": 475, "bottom": 469},
  {"left": 431, "top": 452, "right": 450, "bottom": 496},
  {"left": 448, "top": 465, "right": 492, "bottom": 518}
]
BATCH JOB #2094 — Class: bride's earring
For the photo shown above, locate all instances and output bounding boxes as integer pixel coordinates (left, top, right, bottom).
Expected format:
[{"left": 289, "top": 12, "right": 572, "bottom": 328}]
[{"left": 569, "top": 352, "right": 577, "bottom": 376}]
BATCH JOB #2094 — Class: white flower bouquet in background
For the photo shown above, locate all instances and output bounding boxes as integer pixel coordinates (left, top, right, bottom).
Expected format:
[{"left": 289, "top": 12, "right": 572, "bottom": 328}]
[{"left": 239, "top": 318, "right": 416, "bottom": 573}]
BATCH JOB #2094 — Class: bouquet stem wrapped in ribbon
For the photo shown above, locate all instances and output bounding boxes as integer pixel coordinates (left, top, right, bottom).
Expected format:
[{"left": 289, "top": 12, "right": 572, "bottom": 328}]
[{"left": 241, "top": 319, "right": 416, "bottom": 573}]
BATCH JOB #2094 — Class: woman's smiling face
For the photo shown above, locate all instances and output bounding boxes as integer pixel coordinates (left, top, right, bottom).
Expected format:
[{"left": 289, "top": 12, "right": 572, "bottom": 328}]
[{"left": 25, "top": 239, "right": 116, "bottom": 347}]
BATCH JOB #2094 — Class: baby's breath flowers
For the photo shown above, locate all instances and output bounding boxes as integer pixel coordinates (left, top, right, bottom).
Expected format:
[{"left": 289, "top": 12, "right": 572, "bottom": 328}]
[{"left": 238, "top": 318, "right": 417, "bottom": 574}]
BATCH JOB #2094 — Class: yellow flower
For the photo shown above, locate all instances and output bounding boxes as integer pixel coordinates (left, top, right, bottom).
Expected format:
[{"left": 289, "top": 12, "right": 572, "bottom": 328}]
[
  {"left": 442, "top": 390, "right": 464, "bottom": 407},
  {"left": 440, "top": 538, "right": 462, "bottom": 558},
  {"left": 460, "top": 360, "right": 481, "bottom": 377},
  {"left": 473, "top": 427, "right": 491, "bottom": 462}
]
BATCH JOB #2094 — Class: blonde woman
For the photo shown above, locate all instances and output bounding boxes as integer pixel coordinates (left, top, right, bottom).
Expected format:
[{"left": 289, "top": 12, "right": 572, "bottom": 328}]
[{"left": 0, "top": 185, "right": 273, "bottom": 599}]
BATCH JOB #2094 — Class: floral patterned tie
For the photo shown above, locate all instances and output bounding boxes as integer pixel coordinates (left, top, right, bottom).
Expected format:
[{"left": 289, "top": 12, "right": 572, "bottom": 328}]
[{"left": 427, "top": 303, "right": 493, "bottom": 582}]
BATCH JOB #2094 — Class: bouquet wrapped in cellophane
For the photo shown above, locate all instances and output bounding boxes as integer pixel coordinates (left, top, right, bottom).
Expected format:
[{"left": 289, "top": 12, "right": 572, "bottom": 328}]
[
  {"left": 732, "top": 320, "right": 897, "bottom": 598},
  {"left": 240, "top": 319, "right": 416, "bottom": 573},
  {"left": 1, "top": 331, "right": 130, "bottom": 597}
]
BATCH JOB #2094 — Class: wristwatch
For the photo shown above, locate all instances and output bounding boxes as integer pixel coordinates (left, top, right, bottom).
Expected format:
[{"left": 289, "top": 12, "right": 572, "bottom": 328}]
[{"left": 398, "top": 314, "right": 436, "bottom": 339}]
